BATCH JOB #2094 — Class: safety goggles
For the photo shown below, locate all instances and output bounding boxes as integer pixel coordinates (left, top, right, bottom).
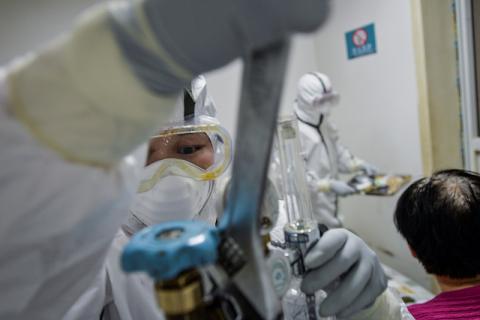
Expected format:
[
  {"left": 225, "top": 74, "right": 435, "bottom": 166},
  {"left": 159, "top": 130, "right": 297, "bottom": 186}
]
[{"left": 138, "top": 118, "right": 232, "bottom": 193}]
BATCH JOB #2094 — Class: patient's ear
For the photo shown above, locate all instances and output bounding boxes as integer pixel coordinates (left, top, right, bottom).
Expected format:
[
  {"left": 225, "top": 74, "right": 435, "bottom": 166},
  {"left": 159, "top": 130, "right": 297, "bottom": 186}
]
[{"left": 408, "top": 245, "right": 417, "bottom": 258}]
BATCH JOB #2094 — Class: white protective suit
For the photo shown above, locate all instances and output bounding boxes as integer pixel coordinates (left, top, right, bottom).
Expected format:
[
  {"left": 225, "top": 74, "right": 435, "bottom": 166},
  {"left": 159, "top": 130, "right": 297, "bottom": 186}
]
[
  {"left": 0, "top": 69, "right": 145, "bottom": 320},
  {"left": 294, "top": 72, "right": 378, "bottom": 228},
  {"left": 63, "top": 77, "right": 226, "bottom": 320}
]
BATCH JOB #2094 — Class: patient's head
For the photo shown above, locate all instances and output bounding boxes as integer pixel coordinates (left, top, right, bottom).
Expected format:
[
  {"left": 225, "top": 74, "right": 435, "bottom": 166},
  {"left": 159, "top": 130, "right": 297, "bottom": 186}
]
[{"left": 394, "top": 169, "right": 480, "bottom": 279}]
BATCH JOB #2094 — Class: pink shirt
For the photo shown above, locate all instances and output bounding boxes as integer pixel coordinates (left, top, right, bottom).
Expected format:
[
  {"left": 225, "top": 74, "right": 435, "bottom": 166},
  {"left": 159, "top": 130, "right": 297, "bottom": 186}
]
[{"left": 408, "top": 284, "right": 480, "bottom": 319}]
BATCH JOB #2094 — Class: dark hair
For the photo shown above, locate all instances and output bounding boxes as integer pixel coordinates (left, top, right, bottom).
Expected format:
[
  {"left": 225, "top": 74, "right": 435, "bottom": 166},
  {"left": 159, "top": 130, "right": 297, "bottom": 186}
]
[{"left": 394, "top": 169, "right": 480, "bottom": 278}]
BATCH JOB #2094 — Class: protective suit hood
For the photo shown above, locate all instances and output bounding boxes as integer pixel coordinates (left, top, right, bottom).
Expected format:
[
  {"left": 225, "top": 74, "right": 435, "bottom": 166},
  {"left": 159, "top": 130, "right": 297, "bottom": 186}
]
[
  {"left": 293, "top": 72, "right": 338, "bottom": 126},
  {"left": 128, "top": 75, "right": 228, "bottom": 231}
]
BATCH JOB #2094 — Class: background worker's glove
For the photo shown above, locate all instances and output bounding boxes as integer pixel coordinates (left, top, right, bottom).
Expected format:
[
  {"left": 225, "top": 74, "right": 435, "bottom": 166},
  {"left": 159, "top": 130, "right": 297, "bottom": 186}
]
[
  {"left": 357, "top": 161, "right": 379, "bottom": 176},
  {"left": 329, "top": 180, "right": 357, "bottom": 196},
  {"left": 308, "top": 172, "right": 356, "bottom": 196},
  {"left": 301, "top": 229, "right": 387, "bottom": 318},
  {"left": 327, "top": 180, "right": 357, "bottom": 196}
]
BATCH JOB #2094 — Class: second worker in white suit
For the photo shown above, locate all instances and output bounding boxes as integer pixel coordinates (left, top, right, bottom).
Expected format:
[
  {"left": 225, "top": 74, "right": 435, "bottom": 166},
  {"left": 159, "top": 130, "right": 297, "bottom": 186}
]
[{"left": 294, "top": 72, "right": 380, "bottom": 228}]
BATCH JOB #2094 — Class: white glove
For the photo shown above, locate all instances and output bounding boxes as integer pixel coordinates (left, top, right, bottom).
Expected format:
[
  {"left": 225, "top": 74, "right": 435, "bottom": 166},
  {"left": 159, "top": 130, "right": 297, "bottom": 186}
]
[
  {"left": 311, "top": 173, "right": 356, "bottom": 196},
  {"left": 301, "top": 229, "right": 387, "bottom": 318},
  {"left": 329, "top": 180, "right": 357, "bottom": 196},
  {"left": 110, "top": 0, "right": 332, "bottom": 92},
  {"left": 357, "top": 161, "right": 379, "bottom": 176}
]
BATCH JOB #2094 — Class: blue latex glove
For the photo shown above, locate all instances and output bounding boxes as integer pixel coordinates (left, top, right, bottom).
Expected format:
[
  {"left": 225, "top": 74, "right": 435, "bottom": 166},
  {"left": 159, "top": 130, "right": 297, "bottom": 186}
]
[
  {"left": 109, "top": 0, "right": 331, "bottom": 94},
  {"left": 301, "top": 229, "right": 387, "bottom": 318}
]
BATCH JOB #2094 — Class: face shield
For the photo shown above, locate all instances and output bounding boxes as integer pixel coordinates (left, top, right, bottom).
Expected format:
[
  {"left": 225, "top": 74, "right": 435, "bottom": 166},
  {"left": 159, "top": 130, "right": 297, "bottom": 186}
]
[{"left": 138, "top": 116, "right": 232, "bottom": 193}]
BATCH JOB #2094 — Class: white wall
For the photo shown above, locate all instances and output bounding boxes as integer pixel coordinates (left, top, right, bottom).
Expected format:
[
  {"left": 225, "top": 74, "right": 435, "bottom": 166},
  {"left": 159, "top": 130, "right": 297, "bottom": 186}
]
[{"left": 310, "top": 0, "right": 430, "bottom": 288}]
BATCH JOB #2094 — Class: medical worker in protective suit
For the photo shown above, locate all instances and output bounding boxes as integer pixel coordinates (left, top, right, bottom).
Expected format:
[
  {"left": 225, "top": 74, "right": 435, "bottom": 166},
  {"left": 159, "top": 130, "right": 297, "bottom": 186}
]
[
  {"left": 64, "top": 76, "right": 233, "bottom": 320},
  {"left": 0, "top": 0, "right": 405, "bottom": 318},
  {"left": 66, "top": 78, "right": 406, "bottom": 320},
  {"left": 294, "top": 72, "right": 379, "bottom": 228}
]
